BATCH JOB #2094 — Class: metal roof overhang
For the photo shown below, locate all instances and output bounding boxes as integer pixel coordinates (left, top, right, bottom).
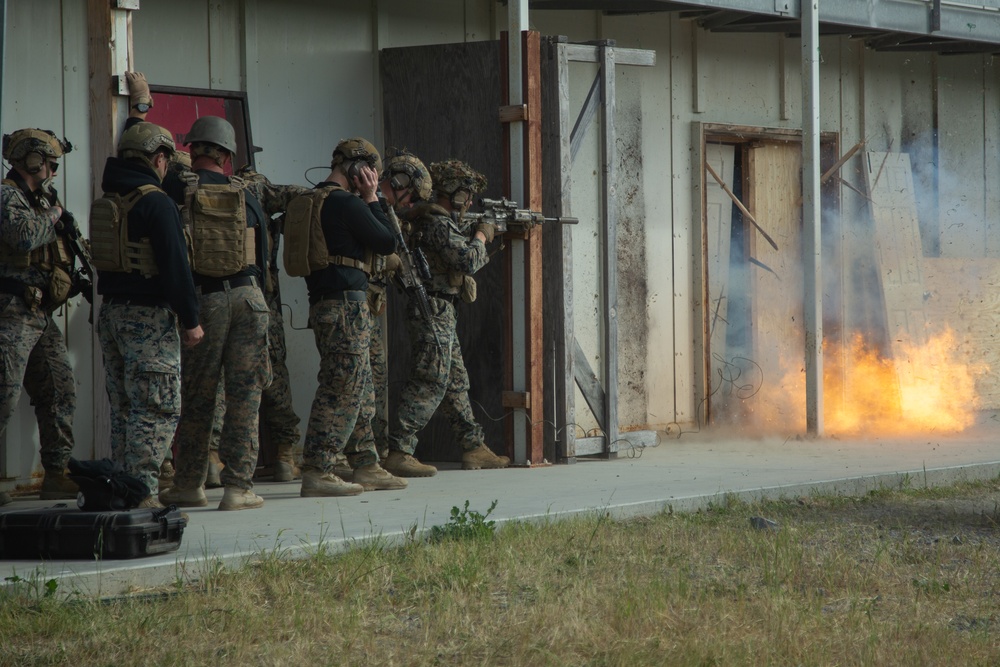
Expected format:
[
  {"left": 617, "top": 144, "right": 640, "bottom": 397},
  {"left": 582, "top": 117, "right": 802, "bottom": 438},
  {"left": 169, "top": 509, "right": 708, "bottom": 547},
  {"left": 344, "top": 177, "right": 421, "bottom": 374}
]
[{"left": 527, "top": 0, "right": 1000, "bottom": 54}]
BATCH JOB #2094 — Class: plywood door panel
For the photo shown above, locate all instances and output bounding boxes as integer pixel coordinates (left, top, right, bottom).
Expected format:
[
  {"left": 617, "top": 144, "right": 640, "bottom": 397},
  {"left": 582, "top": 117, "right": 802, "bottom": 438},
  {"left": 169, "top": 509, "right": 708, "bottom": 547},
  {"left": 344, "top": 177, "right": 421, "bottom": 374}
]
[{"left": 747, "top": 142, "right": 804, "bottom": 390}]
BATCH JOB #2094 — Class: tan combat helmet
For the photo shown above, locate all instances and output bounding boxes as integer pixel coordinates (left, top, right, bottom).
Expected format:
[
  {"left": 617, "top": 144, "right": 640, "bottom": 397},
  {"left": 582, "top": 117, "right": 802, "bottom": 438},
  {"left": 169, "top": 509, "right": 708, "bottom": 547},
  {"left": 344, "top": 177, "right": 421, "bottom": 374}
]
[
  {"left": 332, "top": 137, "right": 382, "bottom": 180},
  {"left": 381, "top": 148, "right": 433, "bottom": 202},
  {"left": 118, "top": 122, "right": 176, "bottom": 158},
  {"left": 2, "top": 128, "right": 72, "bottom": 174}
]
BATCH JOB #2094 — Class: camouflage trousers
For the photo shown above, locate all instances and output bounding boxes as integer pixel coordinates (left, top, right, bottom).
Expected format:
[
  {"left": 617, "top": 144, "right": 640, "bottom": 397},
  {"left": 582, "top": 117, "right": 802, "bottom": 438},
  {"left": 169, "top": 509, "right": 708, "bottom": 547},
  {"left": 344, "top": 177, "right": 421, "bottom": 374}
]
[
  {"left": 206, "top": 292, "right": 300, "bottom": 452},
  {"left": 98, "top": 303, "right": 181, "bottom": 495},
  {"left": 387, "top": 296, "right": 484, "bottom": 455},
  {"left": 369, "top": 305, "right": 388, "bottom": 457},
  {"left": 303, "top": 297, "right": 378, "bottom": 471},
  {"left": 174, "top": 284, "right": 271, "bottom": 490},
  {"left": 0, "top": 293, "right": 75, "bottom": 473}
]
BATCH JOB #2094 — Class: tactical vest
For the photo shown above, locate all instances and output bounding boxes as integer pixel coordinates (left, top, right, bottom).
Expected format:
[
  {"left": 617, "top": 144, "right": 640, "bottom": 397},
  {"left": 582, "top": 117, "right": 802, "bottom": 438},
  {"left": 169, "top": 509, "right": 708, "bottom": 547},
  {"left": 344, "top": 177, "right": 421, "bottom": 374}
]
[
  {"left": 89, "top": 185, "right": 163, "bottom": 276},
  {"left": 0, "top": 179, "right": 73, "bottom": 274},
  {"left": 282, "top": 185, "right": 373, "bottom": 278},
  {"left": 408, "top": 202, "right": 467, "bottom": 294},
  {"left": 182, "top": 174, "right": 255, "bottom": 277}
]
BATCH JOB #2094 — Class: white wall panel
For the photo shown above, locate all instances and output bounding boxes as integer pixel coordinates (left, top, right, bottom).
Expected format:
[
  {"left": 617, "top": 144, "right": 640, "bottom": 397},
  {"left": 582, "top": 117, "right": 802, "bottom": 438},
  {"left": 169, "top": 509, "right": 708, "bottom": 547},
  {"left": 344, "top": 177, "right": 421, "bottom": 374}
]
[{"left": 132, "top": 0, "right": 211, "bottom": 88}]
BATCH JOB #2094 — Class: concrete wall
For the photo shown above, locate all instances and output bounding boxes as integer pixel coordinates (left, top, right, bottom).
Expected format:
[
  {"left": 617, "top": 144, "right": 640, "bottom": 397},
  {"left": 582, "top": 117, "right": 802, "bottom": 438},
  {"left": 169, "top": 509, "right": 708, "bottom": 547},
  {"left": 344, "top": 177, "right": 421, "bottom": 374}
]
[{"left": 3, "top": 1, "right": 999, "bottom": 484}]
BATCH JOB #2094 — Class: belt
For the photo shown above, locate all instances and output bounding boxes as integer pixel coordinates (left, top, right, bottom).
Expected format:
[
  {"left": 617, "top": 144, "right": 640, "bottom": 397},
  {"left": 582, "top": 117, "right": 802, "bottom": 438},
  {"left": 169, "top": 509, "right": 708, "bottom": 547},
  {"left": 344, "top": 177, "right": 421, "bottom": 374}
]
[
  {"left": 103, "top": 295, "right": 169, "bottom": 308},
  {"left": 310, "top": 290, "right": 367, "bottom": 306},
  {"left": 198, "top": 275, "right": 258, "bottom": 294},
  {"left": 0, "top": 277, "right": 30, "bottom": 297},
  {"left": 427, "top": 291, "right": 459, "bottom": 305}
]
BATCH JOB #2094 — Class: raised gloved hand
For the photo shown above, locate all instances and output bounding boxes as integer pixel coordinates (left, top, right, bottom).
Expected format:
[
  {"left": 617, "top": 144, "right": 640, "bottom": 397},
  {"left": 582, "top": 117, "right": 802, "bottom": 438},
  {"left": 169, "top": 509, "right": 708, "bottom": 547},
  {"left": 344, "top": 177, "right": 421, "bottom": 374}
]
[
  {"left": 125, "top": 71, "right": 153, "bottom": 108},
  {"left": 383, "top": 253, "right": 402, "bottom": 275},
  {"left": 475, "top": 221, "right": 497, "bottom": 244}
]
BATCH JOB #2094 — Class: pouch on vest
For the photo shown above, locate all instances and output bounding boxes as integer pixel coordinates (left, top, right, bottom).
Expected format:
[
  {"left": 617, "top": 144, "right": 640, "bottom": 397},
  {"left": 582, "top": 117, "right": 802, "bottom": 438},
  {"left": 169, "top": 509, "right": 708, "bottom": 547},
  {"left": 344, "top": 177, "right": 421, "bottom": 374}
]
[
  {"left": 89, "top": 185, "right": 162, "bottom": 275},
  {"left": 283, "top": 187, "right": 342, "bottom": 277},
  {"left": 188, "top": 181, "right": 252, "bottom": 277}
]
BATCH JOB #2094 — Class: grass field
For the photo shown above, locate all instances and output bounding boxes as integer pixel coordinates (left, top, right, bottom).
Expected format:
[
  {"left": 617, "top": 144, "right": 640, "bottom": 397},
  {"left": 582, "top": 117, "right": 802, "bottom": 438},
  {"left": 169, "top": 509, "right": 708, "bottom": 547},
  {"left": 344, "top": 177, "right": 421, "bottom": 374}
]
[{"left": 2, "top": 479, "right": 999, "bottom": 666}]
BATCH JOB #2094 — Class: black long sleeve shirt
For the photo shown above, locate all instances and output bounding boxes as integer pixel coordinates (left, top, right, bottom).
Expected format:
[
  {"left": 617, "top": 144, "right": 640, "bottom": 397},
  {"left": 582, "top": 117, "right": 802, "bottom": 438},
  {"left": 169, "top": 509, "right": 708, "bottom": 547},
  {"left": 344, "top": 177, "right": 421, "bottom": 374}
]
[{"left": 304, "top": 183, "right": 395, "bottom": 296}]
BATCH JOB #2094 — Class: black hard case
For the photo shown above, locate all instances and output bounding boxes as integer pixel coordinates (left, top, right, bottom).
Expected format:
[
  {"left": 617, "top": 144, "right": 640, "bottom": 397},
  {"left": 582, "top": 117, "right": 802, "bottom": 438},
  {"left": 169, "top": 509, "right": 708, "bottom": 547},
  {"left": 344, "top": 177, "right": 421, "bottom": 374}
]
[{"left": 0, "top": 504, "right": 187, "bottom": 560}]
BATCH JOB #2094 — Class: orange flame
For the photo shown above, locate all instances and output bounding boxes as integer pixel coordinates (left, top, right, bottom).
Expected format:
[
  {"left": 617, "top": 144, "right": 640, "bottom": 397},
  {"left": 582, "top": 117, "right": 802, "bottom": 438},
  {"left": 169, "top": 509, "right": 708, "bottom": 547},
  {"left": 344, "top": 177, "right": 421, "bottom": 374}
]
[{"left": 751, "top": 329, "right": 987, "bottom": 435}]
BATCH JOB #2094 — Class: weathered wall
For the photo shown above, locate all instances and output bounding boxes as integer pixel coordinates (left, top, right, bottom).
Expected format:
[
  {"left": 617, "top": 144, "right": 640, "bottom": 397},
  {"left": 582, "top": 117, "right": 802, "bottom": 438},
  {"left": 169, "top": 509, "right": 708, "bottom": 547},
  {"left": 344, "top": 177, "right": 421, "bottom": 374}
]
[{"left": 4, "top": 1, "right": 1000, "bottom": 484}]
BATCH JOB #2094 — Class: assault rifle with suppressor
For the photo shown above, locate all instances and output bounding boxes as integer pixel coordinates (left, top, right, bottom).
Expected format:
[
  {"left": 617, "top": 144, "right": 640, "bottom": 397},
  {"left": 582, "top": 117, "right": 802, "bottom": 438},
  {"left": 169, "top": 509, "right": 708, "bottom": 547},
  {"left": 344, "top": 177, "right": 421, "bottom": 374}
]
[
  {"left": 461, "top": 197, "right": 579, "bottom": 234},
  {"left": 43, "top": 185, "right": 94, "bottom": 308}
]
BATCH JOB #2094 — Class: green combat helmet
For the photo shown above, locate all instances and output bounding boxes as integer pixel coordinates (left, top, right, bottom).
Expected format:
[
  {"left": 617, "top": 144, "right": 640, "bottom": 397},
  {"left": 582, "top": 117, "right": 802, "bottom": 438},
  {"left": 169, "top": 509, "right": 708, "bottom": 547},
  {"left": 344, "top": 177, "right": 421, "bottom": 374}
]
[
  {"left": 2, "top": 128, "right": 71, "bottom": 173},
  {"left": 332, "top": 137, "right": 382, "bottom": 180},
  {"left": 382, "top": 148, "right": 433, "bottom": 202},
  {"left": 118, "top": 122, "right": 176, "bottom": 158},
  {"left": 429, "top": 159, "right": 487, "bottom": 198},
  {"left": 185, "top": 116, "right": 237, "bottom": 153}
]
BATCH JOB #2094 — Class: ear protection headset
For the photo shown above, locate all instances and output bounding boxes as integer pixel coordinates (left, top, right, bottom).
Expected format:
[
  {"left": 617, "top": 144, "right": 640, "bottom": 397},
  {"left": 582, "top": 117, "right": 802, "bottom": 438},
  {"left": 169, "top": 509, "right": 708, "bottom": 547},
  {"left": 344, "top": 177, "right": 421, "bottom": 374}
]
[{"left": 23, "top": 152, "right": 45, "bottom": 174}]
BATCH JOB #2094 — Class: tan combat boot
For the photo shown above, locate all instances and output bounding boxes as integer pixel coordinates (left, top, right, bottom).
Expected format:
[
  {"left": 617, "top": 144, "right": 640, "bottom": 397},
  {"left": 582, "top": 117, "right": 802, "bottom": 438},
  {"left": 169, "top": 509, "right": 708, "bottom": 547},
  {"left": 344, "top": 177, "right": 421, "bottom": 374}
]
[
  {"left": 159, "top": 459, "right": 176, "bottom": 488},
  {"left": 219, "top": 486, "right": 264, "bottom": 511},
  {"left": 159, "top": 484, "right": 209, "bottom": 507},
  {"left": 383, "top": 450, "right": 437, "bottom": 478},
  {"left": 300, "top": 469, "right": 363, "bottom": 497},
  {"left": 205, "top": 450, "right": 223, "bottom": 489},
  {"left": 137, "top": 495, "right": 165, "bottom": 509},
  {"left": 273, "top": 444, "right": 301, "bottom": 482},
  {"left": 40, "top": 469, "right": 79, "bottom": 500},
  {"left": 461, "top": 445, "right": 510, "bottom": 470},
  {"left": 332, "top": 453, "right": 353, "bottom": 479},
  {"left": 352, "top": 463, "right": 408, "bottom": 491}
]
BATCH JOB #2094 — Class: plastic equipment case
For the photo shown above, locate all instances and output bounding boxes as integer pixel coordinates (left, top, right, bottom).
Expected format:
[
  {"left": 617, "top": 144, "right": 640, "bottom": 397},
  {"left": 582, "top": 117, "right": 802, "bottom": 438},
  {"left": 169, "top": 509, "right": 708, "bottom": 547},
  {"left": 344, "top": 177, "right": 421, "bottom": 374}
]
[{"left": 0, "top": 503, "right": 188, "bottom": 560}]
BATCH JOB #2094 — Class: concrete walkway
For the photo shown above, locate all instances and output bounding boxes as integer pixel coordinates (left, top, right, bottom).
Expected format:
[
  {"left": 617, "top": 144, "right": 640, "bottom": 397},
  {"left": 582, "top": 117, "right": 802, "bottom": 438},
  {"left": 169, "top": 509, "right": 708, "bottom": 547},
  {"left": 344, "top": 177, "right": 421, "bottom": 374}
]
[{"left": 2, "top": 422, "right": 999, "bottom": 597}]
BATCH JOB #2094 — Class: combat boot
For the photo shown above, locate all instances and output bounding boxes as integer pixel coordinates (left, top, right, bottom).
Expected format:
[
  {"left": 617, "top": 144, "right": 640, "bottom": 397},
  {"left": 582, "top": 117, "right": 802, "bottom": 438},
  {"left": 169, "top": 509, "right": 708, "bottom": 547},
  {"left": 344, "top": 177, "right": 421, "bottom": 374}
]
[
  {"left": 332, "top": 453, "right": 353, "bottom": 479},
  {"left": 137, "top": 495, "right": 165, "bottom": 509},
  {"left": 273, "top": 444, "right": 301, "bottom": 482},
  {"left": 352, "top": 463, "right": 408, "bottom": 491},
  {"left": 0, "top": 491, "right": 11, "bottom": 506},
  {"left": 300, "top": 469, "right": 363, "bottom": 497},
  {"left": 205, "top": 450, "right": 223, "bottom": 489},
  {"left": 219, "top": 486, "right": 264, "bottom": 511},
  {"left": 383, "top": 450, "right": 437, "bottom": 478},
  {"left": 159, "top": 484, "right": 209, "bottom": 507},
  {"left": 159, "top": 459, "right": 176, "bottom": 488},
  {"left": 461, "top": 445, "right": 510, "bottom": 470},
  {"left": 40, "top": 469, "right": 79, "bottom": 500}
]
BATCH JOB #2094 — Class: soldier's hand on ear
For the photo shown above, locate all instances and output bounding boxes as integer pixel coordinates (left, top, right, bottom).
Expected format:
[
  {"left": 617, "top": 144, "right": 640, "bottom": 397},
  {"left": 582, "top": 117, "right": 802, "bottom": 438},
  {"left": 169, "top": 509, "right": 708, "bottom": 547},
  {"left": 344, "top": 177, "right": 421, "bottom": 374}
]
[
  {"left": 355, "top": 164, "right": 380, "bottom": 204},
  {"left": 125, "top": 71, "right": 153, "bottom": 108}
]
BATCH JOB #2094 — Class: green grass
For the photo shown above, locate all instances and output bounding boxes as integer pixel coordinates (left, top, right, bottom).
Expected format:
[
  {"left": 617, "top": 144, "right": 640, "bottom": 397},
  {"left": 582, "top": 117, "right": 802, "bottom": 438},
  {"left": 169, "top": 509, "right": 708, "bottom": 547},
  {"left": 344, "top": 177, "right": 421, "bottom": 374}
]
[{"left": 2, "top": 482, "right": 1000, "bottom": 666}]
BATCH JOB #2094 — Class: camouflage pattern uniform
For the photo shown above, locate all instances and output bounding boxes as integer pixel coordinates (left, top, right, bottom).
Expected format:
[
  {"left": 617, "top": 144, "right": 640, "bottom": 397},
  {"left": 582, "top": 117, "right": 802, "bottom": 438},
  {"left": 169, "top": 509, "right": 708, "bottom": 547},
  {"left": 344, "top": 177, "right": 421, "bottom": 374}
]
[
  {"left": 0, "top": 173, "right": 76, "bottom": 478},
  {"left": 94, "top": 124, "right": 200, "bottom": 497},
  {"left": 170, "top": 171, "right": 306, "bottom": 491},
  {"left": 387, "top": 203, "right": 489, "bottom": 455},
  {"left": 366, "top": 258, "right": 389, "bottom": 458}
]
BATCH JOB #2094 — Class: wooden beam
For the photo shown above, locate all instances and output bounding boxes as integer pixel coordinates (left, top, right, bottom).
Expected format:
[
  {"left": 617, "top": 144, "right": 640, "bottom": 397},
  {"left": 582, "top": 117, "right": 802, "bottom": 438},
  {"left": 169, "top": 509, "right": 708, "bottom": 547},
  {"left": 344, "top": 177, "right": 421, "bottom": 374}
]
[
  {"left": 573, "top": 339, "right": 606, "bottom": 430},
  {"left": 705, "top": 161, "right": 779, "bottom": 251},
  {"left": 600, "top": 44, "right": 619, "bottom": 458},
  {"left": 523, "top": 30, "right": 545, "bottom": 464},
  {"left": 565, "top": 43, "right": 655, "bottom": 66}
]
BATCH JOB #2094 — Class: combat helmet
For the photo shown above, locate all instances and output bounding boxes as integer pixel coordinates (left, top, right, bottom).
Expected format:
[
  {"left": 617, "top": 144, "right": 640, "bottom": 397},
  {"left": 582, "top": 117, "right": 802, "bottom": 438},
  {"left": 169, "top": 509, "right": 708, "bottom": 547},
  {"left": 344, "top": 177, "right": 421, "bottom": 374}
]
[
  {"left": 332, "top": 137, "right": 382, "bottom": 180},
  {"left": 118, "top": 122, "right": 176, "bottom": 159},
  {"left": 381, "top": 148, "right": 432, "bottom": 202},
  {"left": 185, "top": 116, "right": 237, "bottom": 153},
  {"left": 429, "top": 160, "right": 486, "bottom": 210},
  {"left": 2, "top": 129, "right": 72, "bottom": 174}
]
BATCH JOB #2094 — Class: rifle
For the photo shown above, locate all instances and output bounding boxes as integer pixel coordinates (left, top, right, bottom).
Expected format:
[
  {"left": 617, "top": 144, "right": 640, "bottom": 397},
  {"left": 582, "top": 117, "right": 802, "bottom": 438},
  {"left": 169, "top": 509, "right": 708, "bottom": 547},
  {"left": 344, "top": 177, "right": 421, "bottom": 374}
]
[
  {"left": 462, "top": 197, "right": 579, "bottom": 234},
  {"left": 54, "top": 210, "right": 95, "bottom": 308},
  {"left": 377, "top": 194, "right": 434, "bottom": 322}
]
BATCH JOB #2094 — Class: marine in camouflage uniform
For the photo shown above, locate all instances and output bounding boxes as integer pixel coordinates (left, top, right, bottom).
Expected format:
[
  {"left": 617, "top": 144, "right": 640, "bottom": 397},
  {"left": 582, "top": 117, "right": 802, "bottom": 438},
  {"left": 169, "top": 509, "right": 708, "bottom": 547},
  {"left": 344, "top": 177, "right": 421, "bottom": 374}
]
[
  {"left": 0, "top": 128, "right": 81, "bottom": 500},
  {"left": 157, "top": 115, "right": 307, "bottom": 511},
  {"left": 294, "top": 138, "right": 406, "bottom": 496},
  {"left": 383, "top": 160, "right": 510, "bottom": 477},
  {"left": 94, "top": 116, "right": 203, "bottom": 506},
  {"left": 369, "top": 149, "right": 433, "bottom": 462}
]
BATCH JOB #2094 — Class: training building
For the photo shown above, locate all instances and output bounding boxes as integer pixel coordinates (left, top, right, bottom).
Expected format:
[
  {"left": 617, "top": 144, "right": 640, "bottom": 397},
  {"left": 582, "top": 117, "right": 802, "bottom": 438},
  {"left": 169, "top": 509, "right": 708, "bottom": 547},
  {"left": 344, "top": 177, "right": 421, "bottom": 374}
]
[{"left": 2, "top": 0, "right": 999, "bottom": 489}]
